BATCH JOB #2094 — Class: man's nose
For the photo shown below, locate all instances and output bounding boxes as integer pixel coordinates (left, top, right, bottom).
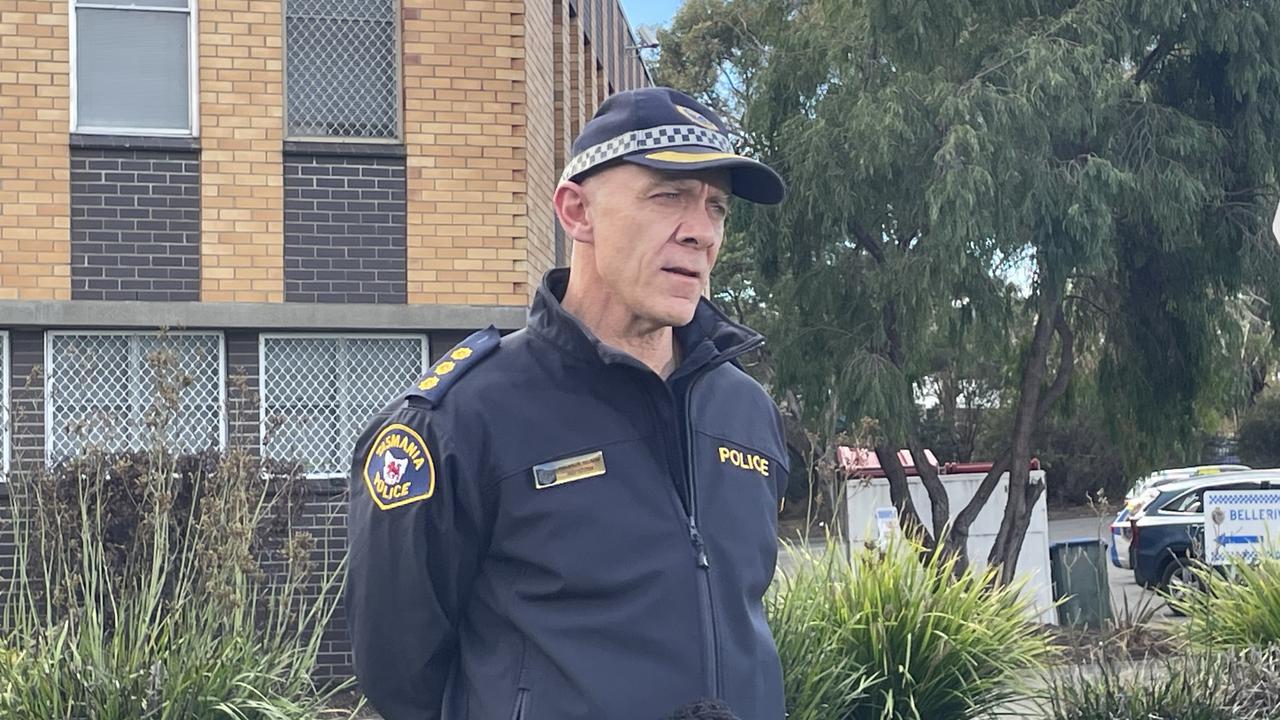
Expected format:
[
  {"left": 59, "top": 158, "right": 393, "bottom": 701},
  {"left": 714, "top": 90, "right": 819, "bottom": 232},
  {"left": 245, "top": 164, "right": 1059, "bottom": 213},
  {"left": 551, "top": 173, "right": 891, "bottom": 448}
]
[{"left": 677, "top": 195, "right": 721, "bottom": 249}]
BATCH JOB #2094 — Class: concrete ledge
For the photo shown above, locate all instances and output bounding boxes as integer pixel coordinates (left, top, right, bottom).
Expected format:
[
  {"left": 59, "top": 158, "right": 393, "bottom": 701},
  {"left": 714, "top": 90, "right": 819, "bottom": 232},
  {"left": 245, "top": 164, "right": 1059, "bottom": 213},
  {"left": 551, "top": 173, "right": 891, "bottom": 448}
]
[
  {"left": 283, "top": 140, "right": 407, "bottom": 158},
  {"left": 70, "top": 133, "right": 202, "bottom": 153},
  {"left": 0, "top": 300, "right": 528, "bottom": 332}
]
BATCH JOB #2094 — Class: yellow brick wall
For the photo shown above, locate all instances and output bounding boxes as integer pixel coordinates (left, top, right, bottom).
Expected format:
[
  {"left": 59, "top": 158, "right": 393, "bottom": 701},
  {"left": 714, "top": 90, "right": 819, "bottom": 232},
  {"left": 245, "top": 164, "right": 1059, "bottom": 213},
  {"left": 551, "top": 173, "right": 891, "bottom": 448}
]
[
  {"left": 552, "top": 0, "right": 570, "bottom": 173},
  {"left": 0, "top": 0, "right": 70, "bottom": 300},
  {"left": 524, "top": 0, "right": 556, "bottom": 285},
  {"left": 568, "top": 10, "right": 585, "bottom": 142},
  {"left": 595, "top": 56, "right": 607, "bottom": 107},
  {"left": 403, "top": 0, "right": 532, "bottom": 307},
  {"left": 198, "top": 0, "right": 285, "bottom": 303},
  {"left": 0, "top": 0, "right": 643, "bottom": 308},
  {"left": 582, "top": 38, "right": 598, "bottom": 119}
]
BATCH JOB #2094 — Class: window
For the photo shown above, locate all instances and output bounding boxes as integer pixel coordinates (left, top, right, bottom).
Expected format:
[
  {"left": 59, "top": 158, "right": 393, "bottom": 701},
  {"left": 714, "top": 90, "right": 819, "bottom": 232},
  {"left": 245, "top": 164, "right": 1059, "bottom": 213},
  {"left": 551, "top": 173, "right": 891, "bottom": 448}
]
[
  {"left": 285, "top": 0, "right": 400, "bottom": 139},
  {"left": 260, "top": 335, "right": 426, "bottom": 477},
  {"left": 45, "top": 332, "right": 225, "bottom": 463},
  {"left": 71, "top": 0, "right": 197, "bottom": 135},
  {"left": 1167, "top": 483, "right": 1265, "bottom": 514},
  {"left": 1164, "top": 491, "right": 1203, "bottom": 515}
]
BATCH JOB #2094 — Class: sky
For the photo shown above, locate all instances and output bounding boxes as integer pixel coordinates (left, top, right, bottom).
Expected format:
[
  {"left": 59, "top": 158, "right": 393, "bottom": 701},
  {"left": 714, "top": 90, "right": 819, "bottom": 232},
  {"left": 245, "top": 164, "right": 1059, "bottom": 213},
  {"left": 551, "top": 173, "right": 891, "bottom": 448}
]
[{"left": 619, "top": 0, "right": 682, "bottom": 31}]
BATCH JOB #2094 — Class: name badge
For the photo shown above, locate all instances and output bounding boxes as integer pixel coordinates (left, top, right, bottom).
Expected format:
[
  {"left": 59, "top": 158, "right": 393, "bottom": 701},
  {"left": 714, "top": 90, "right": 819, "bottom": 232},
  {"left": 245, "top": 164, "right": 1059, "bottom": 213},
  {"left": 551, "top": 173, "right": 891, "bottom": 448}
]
[{"left": 533, "top": 451, "right": 607, "bottom": 490}]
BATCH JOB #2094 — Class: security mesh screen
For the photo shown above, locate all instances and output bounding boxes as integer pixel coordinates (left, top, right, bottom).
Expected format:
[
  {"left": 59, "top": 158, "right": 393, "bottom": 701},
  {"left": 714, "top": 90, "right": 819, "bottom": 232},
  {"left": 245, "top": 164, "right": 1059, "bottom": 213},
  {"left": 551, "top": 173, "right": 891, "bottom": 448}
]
[
  {"left": 261, "top": 336, "right": 425, "bottom": 477},
  {"left": 285, "top": 0, "right": 399, "bottom": 138},
  {"left": 46, "top": 333, "right": 224, "bottom": 462}
]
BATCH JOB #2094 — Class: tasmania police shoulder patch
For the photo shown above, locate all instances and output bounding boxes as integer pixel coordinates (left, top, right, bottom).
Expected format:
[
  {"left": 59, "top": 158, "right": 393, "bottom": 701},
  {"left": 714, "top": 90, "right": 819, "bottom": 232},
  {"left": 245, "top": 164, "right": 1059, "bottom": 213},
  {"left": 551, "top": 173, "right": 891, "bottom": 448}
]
[
  {"left": 408, "top": 326, "right": 500, "bottom": 406},
  {"left": 364, "top": 422, "right": 436, "bottom": 510}
]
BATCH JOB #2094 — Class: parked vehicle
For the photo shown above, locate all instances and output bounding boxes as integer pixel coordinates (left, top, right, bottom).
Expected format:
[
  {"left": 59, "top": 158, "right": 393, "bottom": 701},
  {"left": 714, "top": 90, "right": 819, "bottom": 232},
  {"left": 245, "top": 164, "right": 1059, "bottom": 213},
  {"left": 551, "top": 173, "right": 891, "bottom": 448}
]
[
  {"left": 1124, "top": 464, "right": 1252, "bottom": 507},
  {"left": 1127, "top": 470, "right": 1280, "bottom": 604},
  {"left": 1109, "top": 464, "right": 1251, "bottom": 569}
]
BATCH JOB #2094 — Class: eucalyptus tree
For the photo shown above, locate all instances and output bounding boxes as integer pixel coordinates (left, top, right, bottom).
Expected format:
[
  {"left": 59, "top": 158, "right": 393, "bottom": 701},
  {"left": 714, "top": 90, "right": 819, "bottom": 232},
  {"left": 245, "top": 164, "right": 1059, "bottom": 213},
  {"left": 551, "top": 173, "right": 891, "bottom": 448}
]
[{"left": 659, "top": 0, "right": 1280, "bottom": 579}]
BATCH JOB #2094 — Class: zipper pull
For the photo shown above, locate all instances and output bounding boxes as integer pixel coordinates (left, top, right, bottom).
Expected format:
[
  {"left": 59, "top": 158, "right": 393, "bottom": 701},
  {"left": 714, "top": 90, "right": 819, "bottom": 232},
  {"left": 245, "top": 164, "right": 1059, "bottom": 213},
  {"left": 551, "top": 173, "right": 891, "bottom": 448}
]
[{"left": 689, "top": 523, "right": 710, "bottom": 568}]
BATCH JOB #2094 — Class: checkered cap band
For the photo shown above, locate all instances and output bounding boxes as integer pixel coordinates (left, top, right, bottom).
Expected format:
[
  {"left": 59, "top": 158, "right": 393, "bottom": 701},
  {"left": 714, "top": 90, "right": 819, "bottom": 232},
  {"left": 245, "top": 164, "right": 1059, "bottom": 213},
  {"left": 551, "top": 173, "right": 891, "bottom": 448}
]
[{"left": 560, "top": 124, "right": 736, "bottom": 184}]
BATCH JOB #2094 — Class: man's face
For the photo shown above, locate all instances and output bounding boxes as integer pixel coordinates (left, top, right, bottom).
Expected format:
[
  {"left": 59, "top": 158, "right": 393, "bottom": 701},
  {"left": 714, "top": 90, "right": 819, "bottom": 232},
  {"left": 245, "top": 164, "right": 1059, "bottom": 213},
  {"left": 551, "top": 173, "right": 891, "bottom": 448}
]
[{"left": 580, "top": 163, "right": 731, "bottom": 329}]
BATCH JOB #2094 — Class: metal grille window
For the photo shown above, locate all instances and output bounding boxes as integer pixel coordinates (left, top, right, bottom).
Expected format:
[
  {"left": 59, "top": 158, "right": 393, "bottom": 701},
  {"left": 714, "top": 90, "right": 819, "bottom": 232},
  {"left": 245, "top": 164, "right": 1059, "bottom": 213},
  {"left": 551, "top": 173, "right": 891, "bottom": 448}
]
[
  {"left": 285, "top": 0, "right": 400, "bottom": 139},
  {"left": 46, "top": 332, "right": 225, "bottom": 463},
  {"left": 260, "top": 335, "right": 426, "bottom": 477},
  {"left": 71, "top": 0, "right": 197, "bottom": 135}
]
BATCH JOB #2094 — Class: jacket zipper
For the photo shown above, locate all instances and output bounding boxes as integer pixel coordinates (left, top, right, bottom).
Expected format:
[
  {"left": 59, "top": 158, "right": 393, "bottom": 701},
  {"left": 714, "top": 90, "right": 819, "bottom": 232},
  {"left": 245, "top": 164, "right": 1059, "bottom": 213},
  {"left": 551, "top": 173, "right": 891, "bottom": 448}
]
[
  {"left": 509, "top": 688, "right": 529, "bottom": 720},
  {"left": 684, "top": 370, "right": 719, "bottom": 699},
  {"left": 678, "top": 334, "right": 764, "bottom": 700}
]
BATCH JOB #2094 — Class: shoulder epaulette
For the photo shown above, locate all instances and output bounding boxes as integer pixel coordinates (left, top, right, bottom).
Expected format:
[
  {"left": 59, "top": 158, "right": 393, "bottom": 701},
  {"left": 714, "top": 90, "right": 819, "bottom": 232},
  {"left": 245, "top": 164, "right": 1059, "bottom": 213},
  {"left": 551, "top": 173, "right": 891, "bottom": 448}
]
[{"left": 408, "top": 326, "right": 501, "bottom": 405}]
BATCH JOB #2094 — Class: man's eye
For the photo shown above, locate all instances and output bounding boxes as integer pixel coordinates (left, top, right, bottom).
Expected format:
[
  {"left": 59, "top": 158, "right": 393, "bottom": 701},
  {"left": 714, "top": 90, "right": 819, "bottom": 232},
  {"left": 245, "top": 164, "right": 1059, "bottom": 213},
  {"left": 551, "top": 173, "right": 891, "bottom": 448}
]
[{"left": 653, "top": 191, "right": 680, "bottom": 200}]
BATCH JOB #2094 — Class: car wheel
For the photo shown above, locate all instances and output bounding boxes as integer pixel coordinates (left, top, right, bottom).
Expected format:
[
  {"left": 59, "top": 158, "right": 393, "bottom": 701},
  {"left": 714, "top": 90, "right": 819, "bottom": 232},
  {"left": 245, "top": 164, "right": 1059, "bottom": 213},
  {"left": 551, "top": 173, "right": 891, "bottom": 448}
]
[{"left": 1160, "top": 556, "right": 1203, "bottom": 614}]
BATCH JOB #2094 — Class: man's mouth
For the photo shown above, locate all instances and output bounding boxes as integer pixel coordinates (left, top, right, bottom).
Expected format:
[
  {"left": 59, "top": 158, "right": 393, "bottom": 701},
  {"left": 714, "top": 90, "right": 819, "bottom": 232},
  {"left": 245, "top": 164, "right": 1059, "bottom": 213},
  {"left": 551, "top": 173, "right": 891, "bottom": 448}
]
[{"left": 662, "top": 266, "right": 702, "bottom": 281}]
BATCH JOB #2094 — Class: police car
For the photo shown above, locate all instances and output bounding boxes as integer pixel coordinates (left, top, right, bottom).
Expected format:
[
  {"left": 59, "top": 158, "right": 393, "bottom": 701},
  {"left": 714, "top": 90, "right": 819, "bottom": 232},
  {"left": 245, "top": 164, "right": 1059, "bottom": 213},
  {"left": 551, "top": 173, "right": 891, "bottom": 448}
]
[
  {"left": 1109, "top": 464, "right": 1250, "bottom": 569},
  {"left": 1126, "top": 469, "right": 1280, "bottom": 606}
]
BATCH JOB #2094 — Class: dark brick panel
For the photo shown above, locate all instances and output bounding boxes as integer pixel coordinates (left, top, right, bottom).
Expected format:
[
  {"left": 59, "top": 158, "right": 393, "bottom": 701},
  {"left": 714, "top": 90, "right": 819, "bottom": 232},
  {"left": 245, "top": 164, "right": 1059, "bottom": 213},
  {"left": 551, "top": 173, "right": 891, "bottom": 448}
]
[
  {"left": 298, "top": 493, "right": 352, "bottom": 680},
  {"left": 283, "top": 153, "right": 407, "bottom": 304},
  {"left": 2, "top": 331, "right": 42, "bottom": 616},
  {"left": 226, "top": 331, "right": 261, "bottom": 452},
  {"left": 8, "top": 330, "right": 45, "bottom": 478},
  {"left": 429, "top": 331, "right": 468, "bottom": 362},
  {"left": 253, "top": 490, "right": 350, "bottom": 680},
  {"left": 69, "top": 148, "right": 201, "bottom": 302}
]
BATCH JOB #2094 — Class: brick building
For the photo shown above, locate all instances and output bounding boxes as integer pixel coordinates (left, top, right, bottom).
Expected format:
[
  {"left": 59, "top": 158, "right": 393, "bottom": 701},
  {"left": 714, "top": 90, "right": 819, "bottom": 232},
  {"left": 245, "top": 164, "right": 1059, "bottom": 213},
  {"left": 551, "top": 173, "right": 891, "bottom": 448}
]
[{"left": 0, "top": 0, "right": 649, "bottom": 675}]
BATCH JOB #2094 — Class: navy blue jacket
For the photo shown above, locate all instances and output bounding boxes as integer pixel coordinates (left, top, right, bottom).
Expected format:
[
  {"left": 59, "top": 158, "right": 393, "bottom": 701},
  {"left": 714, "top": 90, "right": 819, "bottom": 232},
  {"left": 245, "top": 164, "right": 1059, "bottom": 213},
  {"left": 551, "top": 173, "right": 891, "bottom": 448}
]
[{"left": 347, "top": 269, "right": 789, "bottom": 720}]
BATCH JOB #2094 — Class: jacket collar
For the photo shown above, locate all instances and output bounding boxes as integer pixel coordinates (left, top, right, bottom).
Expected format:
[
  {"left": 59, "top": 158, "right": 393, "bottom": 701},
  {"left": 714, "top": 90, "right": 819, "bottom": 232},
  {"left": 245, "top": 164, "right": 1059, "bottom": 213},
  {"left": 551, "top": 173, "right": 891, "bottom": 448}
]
[{"left": 528, "top": 268, "right": 764, "bottom": 376}]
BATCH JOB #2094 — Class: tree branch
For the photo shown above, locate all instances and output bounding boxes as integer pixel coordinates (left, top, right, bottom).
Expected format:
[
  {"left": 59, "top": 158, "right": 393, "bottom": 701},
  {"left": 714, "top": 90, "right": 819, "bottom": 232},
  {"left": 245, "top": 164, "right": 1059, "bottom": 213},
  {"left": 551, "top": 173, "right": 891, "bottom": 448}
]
[
  {"left": 883, "top": 302, "right": 906, "bottom": 367},
  {"left": 961, "top": 48, "right": 1032, "bottom": 92},
  {"left": 877, "top": 444, "right": 934, "bottom": 549},
  {"left": 1035, "top": 306, "right": 1075, "bottom": 424},
  {"left": 1133, "top": 35, "right": 1175, "bottom": 85},
  {"left": 1064, "top": 293, "right": 1112, "bottom": 318},
  {"left": 850, "top": 221, "right": 886, "bottom": 266},
  {"left": 950, "top": 448, "right": 1012, "bottom": 537}
]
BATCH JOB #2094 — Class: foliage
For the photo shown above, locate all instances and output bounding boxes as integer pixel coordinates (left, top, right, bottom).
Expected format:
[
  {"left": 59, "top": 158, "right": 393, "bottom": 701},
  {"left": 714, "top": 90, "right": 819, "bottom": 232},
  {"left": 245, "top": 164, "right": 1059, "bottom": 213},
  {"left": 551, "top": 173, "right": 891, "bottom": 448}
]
[
  {"left": 769, "top": 538, "right": 1055, "bottom": 719},
  {"left": 0, "top": 446, "right": 352, "bottom": 720},
  {"left": 0, "top": 342, "right": 353, "bottom": 719},
  {"left": 659, "top": 0, "right": 1280, "bottom": 573},
  {"left": 1238, "top": 395, "right": 1280, "bottom": 468},
  {"left": 1173, "top": 551, "right": 1280, "bottom": 650},
  {"left": 1044, "top": 647, "right": 1280, "bottom": 720}
]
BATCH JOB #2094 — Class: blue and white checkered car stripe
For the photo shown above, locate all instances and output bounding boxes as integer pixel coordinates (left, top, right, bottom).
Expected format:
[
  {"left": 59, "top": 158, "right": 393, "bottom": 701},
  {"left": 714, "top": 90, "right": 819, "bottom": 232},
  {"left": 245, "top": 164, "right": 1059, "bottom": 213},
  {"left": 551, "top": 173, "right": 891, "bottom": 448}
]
[
  {"left": 559, "top": 124, "right": 736, "bottom": 184},
  {"left": 1206, "top": 492, "right": 1280, "bottom": 506}
]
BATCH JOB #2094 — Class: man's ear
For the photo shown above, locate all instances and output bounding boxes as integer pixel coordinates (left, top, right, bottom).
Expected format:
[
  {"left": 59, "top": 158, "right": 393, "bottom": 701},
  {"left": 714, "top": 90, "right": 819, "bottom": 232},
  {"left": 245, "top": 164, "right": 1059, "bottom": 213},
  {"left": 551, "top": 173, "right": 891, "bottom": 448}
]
[{"left": 553, "top": 181, "right": 594, "bottom": 245}]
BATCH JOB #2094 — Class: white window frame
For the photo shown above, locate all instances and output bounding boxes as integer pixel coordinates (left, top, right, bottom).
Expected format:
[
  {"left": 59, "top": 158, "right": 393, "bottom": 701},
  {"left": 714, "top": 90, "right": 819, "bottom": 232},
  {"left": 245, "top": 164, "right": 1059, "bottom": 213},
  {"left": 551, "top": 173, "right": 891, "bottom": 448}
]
[
  {"left": 281, "top": 0, "right": 404, "bottom": 142},
  {"left": 69, "top": 0, "right": 201, "bottom": 137},
  {"left": 258, "top": 333, "right": 429, "bottom": 479},
  {"left": 1, "top": 331, "right": 9, "bottom": 481},
  {"left": 44, "top": 330, "right": 227, "bottom": 463}
]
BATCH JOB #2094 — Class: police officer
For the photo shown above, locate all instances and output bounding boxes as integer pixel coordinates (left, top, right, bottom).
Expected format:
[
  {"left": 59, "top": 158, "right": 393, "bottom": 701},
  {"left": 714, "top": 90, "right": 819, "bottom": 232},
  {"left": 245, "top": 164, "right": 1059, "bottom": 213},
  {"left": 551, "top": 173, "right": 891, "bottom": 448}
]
[{"left": 347, "top": 87, "right": 789, "bottom": 720}]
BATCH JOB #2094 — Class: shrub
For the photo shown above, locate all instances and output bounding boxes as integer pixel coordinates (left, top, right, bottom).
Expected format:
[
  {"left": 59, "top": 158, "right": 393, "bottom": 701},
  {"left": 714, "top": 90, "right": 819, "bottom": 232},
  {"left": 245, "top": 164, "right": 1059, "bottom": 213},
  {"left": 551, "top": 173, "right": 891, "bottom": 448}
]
[
  {"left": 0, "top": 341, "right": 353, "bottom": 719},
  {"left": 1171, "top": 551, "right": 1280, "bottom": 650},
  {"left": 1238, "top": 395, "right": 1280, "bottom": 468},
  {"left": 769, "top": 545, "right": 875, "bottom": 719},
  {"left": 770, "top": 539, "right": 1055, "bottom": 720},
  {"left": 0, "top": 446, "right": 351, "bottom": 720},
  {"left": 1044, "top": 647, "right": 1280, "bottom": 720}
]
